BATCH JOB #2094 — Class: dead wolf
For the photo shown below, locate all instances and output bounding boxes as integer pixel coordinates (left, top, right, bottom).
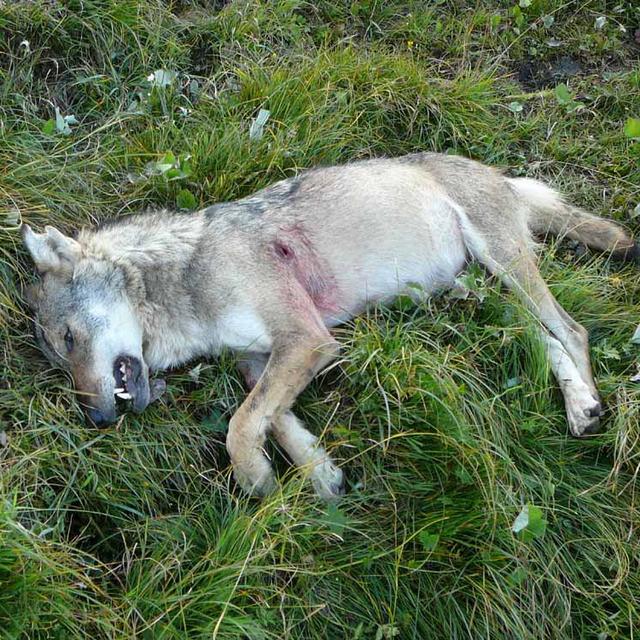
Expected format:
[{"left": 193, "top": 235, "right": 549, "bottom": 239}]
[{"left": 21, "top": 152, "right": 639, "bottom": 499}]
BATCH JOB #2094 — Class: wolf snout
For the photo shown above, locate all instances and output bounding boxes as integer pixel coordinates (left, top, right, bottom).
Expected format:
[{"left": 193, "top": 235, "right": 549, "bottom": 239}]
[{"left": 86, "top": 405, "right": 116, "bottom": 427}]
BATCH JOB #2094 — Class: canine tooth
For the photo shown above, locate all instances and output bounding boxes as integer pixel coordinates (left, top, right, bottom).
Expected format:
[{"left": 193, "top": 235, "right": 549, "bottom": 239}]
[
  {"left": 113, "top": 388, "right": 125, "bottom": 394},
  {"left": 116, "top": 392, "right": 132, "bottom": 400},
  {"left": 119, "top": 364, "right": 126, "bottom": 374}
]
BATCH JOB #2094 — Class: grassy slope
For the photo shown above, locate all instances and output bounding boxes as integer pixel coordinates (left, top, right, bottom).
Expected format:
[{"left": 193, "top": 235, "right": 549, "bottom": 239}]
[{"left": 0, "top": 0, "right": 639, "bottom": 638}]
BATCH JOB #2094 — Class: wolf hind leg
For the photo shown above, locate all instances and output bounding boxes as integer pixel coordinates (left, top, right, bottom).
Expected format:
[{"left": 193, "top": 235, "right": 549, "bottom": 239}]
[
  {"left": 493, "top": 252, "right": 601, "bottom": 434},
  {"left": 500, "top": 254, "right": 596, "bottom": 389},
  {"left": 460, "top": 213, "right": 601, "bottom": 434}
]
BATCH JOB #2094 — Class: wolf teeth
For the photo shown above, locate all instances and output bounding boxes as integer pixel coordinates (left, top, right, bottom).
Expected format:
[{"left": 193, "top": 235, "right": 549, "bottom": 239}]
[
  {"left": 116, "top": 392, "right": 132, "bottom": 400},
  {"left": 119, "top": 363, "right": 126, "bottom": 374},
  {"left": 113, "top": 388, "right": 125, "bottom": 394}
]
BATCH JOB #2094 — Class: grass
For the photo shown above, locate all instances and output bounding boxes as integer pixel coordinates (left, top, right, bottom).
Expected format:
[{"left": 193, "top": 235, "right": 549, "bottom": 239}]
[{"left": 1, "top": 0, "right": 639, "bottom": 637}]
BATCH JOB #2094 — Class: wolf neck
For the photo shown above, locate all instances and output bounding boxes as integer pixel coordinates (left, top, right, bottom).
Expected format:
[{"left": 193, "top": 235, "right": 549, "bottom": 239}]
[
  {"left": 81, "top": 212, "right": 205, "bottom": 270},
  {"left": 80, "top": 212, "right": 213, "bottom": 369}
]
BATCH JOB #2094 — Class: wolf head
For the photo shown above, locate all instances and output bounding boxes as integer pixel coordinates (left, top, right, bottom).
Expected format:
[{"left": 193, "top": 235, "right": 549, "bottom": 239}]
[{"left": 21, "top": 224, "right": 150, "bottom": 425}]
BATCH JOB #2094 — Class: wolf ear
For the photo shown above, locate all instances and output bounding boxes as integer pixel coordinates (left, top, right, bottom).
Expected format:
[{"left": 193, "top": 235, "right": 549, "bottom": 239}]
[
  {"left": 22, "top": 283, "right": 41, "bottom": 309},
  {"left": 21, "top": 224, "right": 81, "bottom": 274}
]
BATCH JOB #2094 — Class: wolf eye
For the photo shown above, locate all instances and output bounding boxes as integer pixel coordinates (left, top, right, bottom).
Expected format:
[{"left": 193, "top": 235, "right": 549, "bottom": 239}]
[{"left": 64, "top": 328, "right": 74, "bottom": 352}]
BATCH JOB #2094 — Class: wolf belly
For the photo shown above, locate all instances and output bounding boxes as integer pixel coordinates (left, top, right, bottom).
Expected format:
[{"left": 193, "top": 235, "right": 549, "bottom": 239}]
[{"left": 310, "top": 196, "right": 468, "bottom": 326}]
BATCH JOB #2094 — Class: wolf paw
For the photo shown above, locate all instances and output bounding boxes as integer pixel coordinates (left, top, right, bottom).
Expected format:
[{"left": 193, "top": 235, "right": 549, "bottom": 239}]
[
  {"left": 233, "top": 456, "right": 277, "bottom": 497},
  {"left": 310, "top": 457, "right": 345, "bottom": 501},
  {"left": 565, "top": 387, "right": 604, "bottom": 436}
]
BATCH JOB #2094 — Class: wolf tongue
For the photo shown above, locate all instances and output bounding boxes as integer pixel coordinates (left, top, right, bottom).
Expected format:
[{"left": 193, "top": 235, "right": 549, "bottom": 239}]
[{"left": 149, "top": 378, "right": 167, "bottom": 403}]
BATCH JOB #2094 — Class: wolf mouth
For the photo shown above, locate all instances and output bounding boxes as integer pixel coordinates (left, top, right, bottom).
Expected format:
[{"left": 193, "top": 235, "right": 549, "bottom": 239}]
[
  {"left": 113, "top": 358, "right": 132, "bottom": 400},
  {"left": 113, "top": 355, "right": 144, "bottom": 405},
  {"left": 112, "top": 355, "right": 163, "bottom": 416}
]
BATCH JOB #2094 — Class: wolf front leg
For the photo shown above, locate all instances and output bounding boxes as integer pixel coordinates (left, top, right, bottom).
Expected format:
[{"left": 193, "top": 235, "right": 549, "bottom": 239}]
[
  {"left": 227, "top": 330, "right": 340, "bottom": 496},
  {"left": 237, "top": 354, "right": 344, "bottom": 499}
]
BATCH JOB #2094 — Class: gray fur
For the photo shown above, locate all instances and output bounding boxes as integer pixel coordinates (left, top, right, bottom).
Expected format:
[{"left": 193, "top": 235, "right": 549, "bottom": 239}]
[{"left": 21, "top": 152, "right": 637, "bottom": 498}]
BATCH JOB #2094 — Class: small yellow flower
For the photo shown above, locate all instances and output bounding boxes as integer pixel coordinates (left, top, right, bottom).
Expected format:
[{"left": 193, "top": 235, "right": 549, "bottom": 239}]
[
  {"left": 407, "top": 40, "right": 414, "bottom": 49},
  {"left": 609, "top": 276, "right": 623, "bottom": 287}
]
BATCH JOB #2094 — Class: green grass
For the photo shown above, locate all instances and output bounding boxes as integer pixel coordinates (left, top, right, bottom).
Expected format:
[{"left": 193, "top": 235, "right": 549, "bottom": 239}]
[{"left": 1, "top": 0, "right": 640, "bottom": 637}]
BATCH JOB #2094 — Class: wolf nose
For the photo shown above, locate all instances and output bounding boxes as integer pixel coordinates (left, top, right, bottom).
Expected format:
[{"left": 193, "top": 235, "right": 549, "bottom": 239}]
[{"left": 87, "top": 407, "right": 109, "bottom": 427}]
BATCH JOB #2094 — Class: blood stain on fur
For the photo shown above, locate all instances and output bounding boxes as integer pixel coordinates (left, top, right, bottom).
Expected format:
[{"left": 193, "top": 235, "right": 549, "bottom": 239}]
[{"left": 272, "top": 228, "right": 340, "bottom": 318}]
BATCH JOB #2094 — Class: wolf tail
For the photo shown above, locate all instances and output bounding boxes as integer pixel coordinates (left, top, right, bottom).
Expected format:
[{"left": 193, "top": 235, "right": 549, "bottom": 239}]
[{"left": 508, "top": 177, "right": 639, "bottom": 262}]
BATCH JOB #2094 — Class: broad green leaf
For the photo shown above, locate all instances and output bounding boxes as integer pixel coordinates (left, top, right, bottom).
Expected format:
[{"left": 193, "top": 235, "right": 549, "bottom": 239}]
[
  {"left": 55, "top": 107, "right": 73, "bottom": 135},
  {"left": 249, "top": 108, "right": 271, "bottom": 141},
  {"left": 325, "top": 503, "right": 348, "bottom": 538},
  {"left": 509, "top": 567, "right": 527, "bottom": 586},
  {"left": 419, "top": 531, "right": 439, "bottom": 551},
  {"left": 200, "top": 409, "right": 227, "bottom": 434},
  {"left": 160, "top": 151, "right": 176, "bottom": 165},
  {"left": 146, "top": 152, "right": 191, "bottom": 180},
  {"left": 505, "top": 376, "right": 521, "bottom": 389},
  {"left": 554, "top": 83, "right": 572, "bottom": 105},
  {"left": 526, "top": 506, "right": 547, "bottom": 538},
  {"left": 512, "top": 506, "right": 529, "bottom": 533},
  {"left": 176, "top": 189, "right": 197, "bottom": 211},
  {"left": 147, "top": 69, "right": 176, "bottom": 87},
  {"left": 508, "top": 101, "right": 523, "bottom": 113},
  {"left": 624, "top": 118, "right": 640, "bottom": 139},
  {"left": 41, "top": 119, "right": 55, "bottom": 135},
  {"left": 594, "top": 16, "right": 607, "bottom": 30},
  {"left": 375, "top": 624, "right": 400, "bottom": 640},
  {"left": 512, "top": 504, "right": 547, "bottom": 540}
]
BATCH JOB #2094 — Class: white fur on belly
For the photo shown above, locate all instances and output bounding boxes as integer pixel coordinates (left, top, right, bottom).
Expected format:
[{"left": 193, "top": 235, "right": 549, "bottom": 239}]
[{"left": 215, "top": 306, "right": 273, "bottom": 353}]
